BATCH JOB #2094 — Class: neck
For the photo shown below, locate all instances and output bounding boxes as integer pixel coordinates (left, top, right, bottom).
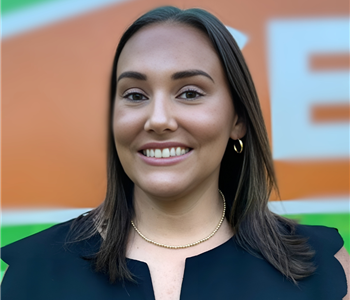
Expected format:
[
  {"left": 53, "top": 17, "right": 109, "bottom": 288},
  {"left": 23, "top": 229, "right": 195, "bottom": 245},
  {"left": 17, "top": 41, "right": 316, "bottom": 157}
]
[{"left": 132, "top": 183, "right": 225, "bottom": 246}]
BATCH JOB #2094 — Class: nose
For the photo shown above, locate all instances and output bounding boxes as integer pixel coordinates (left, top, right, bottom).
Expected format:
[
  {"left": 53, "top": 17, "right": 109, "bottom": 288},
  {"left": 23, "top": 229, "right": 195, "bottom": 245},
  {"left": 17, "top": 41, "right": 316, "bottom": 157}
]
[{"left": 144, "top": 94, "right": 178, "bottom": 134}]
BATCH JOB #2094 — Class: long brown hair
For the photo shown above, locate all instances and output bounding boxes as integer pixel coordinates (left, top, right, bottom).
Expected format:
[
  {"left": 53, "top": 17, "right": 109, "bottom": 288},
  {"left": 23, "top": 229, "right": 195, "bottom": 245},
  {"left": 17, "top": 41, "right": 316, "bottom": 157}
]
[{"left": 69, "top": 6, "right": 315, "bottom": 283}]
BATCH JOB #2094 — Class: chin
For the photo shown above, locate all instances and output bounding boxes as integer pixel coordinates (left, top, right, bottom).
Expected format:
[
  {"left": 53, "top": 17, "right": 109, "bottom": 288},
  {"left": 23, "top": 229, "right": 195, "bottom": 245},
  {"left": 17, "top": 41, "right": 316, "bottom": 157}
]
[{"left": 135, "top": 179, "right": 192, "bottom": 199}]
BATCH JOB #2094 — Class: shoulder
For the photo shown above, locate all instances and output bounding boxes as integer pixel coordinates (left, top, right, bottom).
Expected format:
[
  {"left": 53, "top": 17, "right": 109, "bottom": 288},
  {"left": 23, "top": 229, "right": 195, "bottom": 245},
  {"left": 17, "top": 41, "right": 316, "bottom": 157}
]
[
  {"left": 1, "top": 217, "right": 104, "bottom": 299},
  {"left": 294, "top": 224, "right": 344, "bottom": 255},
  {"left": 1, "top": 219, "right": 74, "bottom": 266},
  {"left": 294, "top": 224, "right": 348, "bottom": 298}
]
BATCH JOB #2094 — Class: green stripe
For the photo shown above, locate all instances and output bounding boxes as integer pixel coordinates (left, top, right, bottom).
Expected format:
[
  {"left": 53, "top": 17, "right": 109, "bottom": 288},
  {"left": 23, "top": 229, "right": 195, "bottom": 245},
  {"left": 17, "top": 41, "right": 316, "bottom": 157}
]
[
  {"left": 1, "top": 0, "right": 59, "bottom": 14},
  {"left": 1, "top": 213, "right": 349, "bottom": 279},
  {"left": 1, "top": 223, "right": 55, "bottom": 247}
]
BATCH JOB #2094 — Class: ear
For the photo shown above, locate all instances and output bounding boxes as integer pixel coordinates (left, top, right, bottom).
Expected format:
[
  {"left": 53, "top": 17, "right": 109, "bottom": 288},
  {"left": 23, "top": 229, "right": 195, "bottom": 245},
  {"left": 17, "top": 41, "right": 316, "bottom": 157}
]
[{"left": 230, "top": 114, "right": 246, "bottom": 140}]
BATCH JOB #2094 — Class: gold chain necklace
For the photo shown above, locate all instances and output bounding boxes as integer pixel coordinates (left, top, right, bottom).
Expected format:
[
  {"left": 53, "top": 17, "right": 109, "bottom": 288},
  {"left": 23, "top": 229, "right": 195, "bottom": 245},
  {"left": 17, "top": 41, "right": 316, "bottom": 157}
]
[{"left": 130, "top": 190, "right": 226, "bottom": 249}]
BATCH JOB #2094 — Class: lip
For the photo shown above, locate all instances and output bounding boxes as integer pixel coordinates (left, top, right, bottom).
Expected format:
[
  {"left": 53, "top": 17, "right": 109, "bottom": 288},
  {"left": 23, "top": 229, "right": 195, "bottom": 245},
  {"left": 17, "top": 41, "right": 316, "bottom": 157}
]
[{"left": 137, "top": 148, "right": 192, "bottom": 167}]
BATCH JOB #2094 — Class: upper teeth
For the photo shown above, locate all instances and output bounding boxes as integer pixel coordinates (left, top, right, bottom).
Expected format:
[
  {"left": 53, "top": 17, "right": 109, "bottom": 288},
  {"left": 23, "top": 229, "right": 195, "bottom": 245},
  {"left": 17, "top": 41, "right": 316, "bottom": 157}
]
[{"left": 142, "top": 147, "right": 190, "bottom": 158}]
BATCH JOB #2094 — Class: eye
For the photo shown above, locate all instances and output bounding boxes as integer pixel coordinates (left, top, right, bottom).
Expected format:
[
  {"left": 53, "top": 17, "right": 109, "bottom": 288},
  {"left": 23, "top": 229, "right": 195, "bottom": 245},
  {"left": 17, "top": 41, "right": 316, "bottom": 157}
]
[
  {"left": 123, "top": 92, "right": 148, "bottom": 101},
  {"left": 178, "top": 89, "right": 204, "bottom": 100}
]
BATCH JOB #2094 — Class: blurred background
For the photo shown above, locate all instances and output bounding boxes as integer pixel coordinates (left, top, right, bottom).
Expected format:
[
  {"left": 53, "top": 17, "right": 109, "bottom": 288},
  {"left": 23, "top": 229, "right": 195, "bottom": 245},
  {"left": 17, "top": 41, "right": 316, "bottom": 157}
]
[{"left": 1, "top": 0, "right": 349, "bottom": 278}]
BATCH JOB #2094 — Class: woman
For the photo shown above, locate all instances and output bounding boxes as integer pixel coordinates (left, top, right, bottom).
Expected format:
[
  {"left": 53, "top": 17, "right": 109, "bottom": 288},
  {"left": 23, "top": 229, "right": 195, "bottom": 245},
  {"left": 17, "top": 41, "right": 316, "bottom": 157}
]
[{"left": 1, "top": 6, "right": 348, "bottom": 300}]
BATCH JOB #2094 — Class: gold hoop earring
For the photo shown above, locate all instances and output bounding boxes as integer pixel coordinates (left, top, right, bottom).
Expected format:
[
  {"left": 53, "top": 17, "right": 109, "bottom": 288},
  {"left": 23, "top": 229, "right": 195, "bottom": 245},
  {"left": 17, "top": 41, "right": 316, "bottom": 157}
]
[{"left": 234, "top": 139, "right": 243, "bottom": 154}]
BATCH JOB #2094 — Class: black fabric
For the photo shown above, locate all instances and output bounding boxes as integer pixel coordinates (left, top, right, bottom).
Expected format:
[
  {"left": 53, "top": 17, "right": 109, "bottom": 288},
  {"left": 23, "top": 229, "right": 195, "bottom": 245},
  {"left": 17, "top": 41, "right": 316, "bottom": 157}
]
[{"left": 1, "top": 219, "right": 347, "bottom": 300}]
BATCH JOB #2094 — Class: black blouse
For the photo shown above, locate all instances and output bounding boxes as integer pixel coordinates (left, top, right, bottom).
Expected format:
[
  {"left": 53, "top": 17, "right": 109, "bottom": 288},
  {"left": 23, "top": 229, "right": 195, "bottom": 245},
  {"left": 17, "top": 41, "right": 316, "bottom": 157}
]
[{"left": 1, "top": 219, "right": 347, "bottom": 300}]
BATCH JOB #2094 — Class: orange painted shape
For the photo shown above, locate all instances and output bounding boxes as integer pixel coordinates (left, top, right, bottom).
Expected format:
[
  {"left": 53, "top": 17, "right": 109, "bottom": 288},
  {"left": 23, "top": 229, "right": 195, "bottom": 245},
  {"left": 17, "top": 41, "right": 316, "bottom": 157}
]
[
  {"left": 310, "top": 54, "right": 349, "bottom": 70},
  {"left": 272, "top": 160, "right": 350, "bottom": 201},
  {"left": 311, "top": 104, "right": 350, "bottom": 123}
]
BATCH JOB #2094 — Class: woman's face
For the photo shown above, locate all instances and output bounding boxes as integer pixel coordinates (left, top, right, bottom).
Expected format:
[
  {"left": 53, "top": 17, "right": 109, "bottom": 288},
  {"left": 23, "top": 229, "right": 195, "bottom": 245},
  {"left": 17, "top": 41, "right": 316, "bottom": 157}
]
[{"left": 113, "top": 23, "right": 245, "bottom": 199}]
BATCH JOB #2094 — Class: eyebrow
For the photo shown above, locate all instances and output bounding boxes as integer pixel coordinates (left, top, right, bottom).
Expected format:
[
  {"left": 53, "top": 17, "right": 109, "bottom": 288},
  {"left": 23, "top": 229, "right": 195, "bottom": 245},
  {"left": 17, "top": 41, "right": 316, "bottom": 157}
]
[
  {"left": 172, "top": 69, "right": 214, "bottom": 82},
  {"left": 117, "top": 69, "right": 214, "bottom": 83},
  {"left": 117, "top": 71, "right": 147, "bottom": 82}
]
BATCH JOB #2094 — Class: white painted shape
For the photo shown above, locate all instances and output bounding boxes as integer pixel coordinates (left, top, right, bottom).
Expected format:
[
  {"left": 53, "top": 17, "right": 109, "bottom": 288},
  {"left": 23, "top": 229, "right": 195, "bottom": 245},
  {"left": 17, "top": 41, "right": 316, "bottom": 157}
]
[
  {"left": 267, "top": 18, "right": 350, "bottom": 160},
  {"left": 1, "top": 208, "right": 92, "bottom": 225},
  {"left": 1, "top": 0, "right": 131, "bottom": 39},
  {"left": 268, "top": 198, "right": 349, "bottom": 215},
  {"left": 0, "top": 271, "right": 5, "bottom": 282},
  {"left": 226, "top": 26, "right": 249, "bottom": 49}
]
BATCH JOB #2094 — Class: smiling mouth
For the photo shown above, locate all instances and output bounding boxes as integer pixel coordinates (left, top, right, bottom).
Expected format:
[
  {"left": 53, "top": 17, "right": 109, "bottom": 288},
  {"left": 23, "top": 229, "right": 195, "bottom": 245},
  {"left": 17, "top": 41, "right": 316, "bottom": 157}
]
[{"left": 141, "top": 147, "right": 191, "bottom": 158}]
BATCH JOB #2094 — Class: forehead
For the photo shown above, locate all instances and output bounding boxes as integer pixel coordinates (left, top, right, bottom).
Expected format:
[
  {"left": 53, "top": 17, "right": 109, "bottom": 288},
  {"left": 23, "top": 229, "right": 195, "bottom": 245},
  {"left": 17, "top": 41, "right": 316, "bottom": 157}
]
[{"left": 117, "top": 23, "right": 222, "bottom": 76}]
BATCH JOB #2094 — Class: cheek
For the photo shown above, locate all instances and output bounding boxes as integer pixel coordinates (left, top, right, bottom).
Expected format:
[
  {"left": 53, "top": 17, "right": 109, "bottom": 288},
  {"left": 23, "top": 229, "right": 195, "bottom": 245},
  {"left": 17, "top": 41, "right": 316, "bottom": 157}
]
[
  {"left": 112, "top": 106, "right": 142, "bottom": 150},
  {"left": 184, "top": 101, "right": 234, "bottom": 147},
  {"left": 112, "top": 107, "right": 144, "bottom": 181}
]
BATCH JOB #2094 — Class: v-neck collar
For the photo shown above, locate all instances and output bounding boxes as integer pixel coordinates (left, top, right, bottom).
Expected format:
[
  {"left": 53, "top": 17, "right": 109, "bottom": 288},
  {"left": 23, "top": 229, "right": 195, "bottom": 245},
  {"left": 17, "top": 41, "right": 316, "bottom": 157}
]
[
  {"left": 78, "top": 230, "right": 237, "bottom": 300},
  {"left": 76, "top": 227, "right": 237, "bottom": 299}
]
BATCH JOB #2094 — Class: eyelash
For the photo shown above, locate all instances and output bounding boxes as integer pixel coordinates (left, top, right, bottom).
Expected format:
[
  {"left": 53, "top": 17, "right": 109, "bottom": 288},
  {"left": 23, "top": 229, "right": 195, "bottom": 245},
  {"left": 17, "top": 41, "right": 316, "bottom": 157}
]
[
  {"left": 177, "top": 88, "right": 204, "bottom": 100},
  {"left": 122, "top": 91, "right": 148, "bottom": 102},
  {"left": 121, "top": 87, "right": 205, "bottom": 102}
]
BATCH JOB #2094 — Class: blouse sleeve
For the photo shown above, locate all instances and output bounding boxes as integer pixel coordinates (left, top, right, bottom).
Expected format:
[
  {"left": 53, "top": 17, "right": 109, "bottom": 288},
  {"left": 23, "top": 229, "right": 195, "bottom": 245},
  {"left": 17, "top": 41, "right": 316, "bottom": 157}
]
[
  {"left": 295, "top": 224, "right": 344, "bottom": 255},
  {"left": 295, "top": 224, "right": 347, "bottom": 299},
  {"left": 1, "top": 221, "right": 72, "bottom": 300}
]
